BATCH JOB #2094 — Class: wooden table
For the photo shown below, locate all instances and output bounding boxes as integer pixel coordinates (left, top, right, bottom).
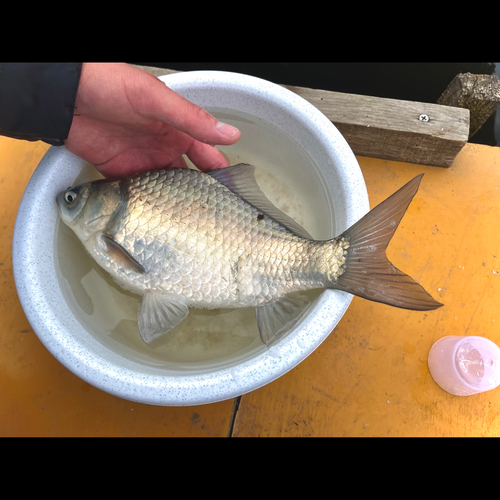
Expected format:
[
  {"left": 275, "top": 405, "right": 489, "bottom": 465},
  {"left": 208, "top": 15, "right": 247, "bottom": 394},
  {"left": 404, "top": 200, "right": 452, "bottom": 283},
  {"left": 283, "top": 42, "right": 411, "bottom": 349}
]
[{"left": 2, "top": 136, "right": 500, "bottom": 437}]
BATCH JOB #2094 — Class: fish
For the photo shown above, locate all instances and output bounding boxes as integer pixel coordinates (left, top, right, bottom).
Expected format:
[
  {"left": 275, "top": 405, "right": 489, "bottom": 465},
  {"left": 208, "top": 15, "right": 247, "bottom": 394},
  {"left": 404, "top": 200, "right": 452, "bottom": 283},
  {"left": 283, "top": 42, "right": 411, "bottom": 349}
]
[{"left": 56, "top": 163, "right": 442, "bottom": 346}]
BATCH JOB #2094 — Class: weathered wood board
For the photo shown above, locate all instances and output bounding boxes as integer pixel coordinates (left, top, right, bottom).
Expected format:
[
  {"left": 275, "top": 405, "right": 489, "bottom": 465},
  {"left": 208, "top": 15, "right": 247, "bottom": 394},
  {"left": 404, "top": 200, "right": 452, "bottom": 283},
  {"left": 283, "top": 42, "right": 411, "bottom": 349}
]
[
  {"left": 285, "top": 84, "right": 469, "bottom": 167},
  {"left": 135, "top": 65, "right": 470, "bottom": 168},
  {"left": 437, "top": 72, "right": 500, "bottom": 138}
]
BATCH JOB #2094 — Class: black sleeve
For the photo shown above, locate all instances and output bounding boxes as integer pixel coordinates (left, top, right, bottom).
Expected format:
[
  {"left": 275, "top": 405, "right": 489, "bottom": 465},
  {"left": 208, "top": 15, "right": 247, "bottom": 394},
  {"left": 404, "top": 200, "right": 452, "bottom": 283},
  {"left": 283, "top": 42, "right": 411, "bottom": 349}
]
[{"left": 0, "top": 63, "right": 82, "bottom": 146}]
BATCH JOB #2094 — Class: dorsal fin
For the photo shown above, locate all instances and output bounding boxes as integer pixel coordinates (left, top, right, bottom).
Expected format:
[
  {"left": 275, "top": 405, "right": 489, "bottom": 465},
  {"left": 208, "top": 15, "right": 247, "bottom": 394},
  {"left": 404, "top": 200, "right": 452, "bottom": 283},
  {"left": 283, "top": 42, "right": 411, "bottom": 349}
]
[{"left": 208, "top": 164, "right": 313, "bottom": 239}]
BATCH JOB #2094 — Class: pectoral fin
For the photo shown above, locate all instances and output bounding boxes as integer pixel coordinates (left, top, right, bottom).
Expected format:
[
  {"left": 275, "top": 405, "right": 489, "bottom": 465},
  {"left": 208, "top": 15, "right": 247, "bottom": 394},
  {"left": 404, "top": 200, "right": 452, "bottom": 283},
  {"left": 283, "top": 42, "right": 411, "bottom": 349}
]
[
  {"left": 101, "top": 234, "right": 146, "bottom": 274},
  {"left": 138, "top": 290, "right": 189, "bottom": 344},
  {"left": 255, "top": 294, "right": 311, "bottom": 346}
]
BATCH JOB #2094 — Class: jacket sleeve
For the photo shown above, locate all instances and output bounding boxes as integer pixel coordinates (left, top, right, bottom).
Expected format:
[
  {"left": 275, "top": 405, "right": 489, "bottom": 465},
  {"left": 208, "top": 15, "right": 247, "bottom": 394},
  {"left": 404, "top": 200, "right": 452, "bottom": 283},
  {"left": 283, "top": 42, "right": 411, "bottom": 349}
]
[{"left": 0, "top": 63, "right": 82, "bottom": 146}]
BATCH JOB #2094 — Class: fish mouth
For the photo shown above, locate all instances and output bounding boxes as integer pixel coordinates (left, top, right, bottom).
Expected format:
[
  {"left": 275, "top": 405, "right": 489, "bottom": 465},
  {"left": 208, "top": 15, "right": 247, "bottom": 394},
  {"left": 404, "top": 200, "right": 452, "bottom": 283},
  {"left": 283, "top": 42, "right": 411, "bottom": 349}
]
[{"left": 55, "top": 191, "right": 65, "bottom": 214}]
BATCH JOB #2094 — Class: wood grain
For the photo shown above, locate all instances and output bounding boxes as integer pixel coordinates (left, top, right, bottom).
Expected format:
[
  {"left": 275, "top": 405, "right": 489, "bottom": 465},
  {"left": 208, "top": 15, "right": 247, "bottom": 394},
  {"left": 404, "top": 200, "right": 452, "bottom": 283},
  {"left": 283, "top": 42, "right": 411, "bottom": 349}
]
[{"left": 437, "top": 72, "right": 500, "bottom": 138}]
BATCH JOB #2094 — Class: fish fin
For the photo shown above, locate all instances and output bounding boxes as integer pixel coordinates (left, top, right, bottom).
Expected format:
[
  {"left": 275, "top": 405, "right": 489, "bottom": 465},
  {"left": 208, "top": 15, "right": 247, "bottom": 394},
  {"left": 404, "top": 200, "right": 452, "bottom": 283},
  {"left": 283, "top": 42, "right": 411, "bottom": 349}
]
[
  {"left": 333, "top": 174, "right": 443, "bottom": 311},
  {"left": 208, "top": 164, "right": 313, "bottom": 239},
  {"left": 138, "top": 290, "right": 189, "bottom": 344},
  {"left": 101, "top": 234, "right": 146, "bottom": 274},
  {"left": 255, "top": 293, "right": 311, "bottom": 346}
]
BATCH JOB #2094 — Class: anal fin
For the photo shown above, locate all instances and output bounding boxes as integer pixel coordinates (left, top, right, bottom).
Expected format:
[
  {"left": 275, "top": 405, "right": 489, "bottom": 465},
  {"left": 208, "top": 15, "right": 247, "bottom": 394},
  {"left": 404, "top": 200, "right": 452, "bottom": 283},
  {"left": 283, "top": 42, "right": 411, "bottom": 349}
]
[{"left": 255, "top": 293, "right": 311, "bottom": 346}]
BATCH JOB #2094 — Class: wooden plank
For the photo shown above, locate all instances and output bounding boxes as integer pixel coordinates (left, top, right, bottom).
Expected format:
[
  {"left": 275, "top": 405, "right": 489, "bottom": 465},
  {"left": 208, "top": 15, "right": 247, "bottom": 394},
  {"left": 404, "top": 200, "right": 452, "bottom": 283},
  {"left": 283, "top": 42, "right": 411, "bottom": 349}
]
[
  {"left": 437, "top": 72, "right": 500, "bottom": 138},
  {"left": 135, "top": 65, "right": 470, "bottom": 168},
  {"left": 284, "top": 84, "right": 469, "bottom": 168},
  {"left": 134, "top": 65, "right": 179, "bottom": 78}
]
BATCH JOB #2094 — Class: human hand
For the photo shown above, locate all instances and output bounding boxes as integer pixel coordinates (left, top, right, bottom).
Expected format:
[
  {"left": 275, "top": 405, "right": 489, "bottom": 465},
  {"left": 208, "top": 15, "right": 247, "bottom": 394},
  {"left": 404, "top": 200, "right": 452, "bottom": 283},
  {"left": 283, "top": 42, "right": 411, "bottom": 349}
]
[{"left": 64, "top": 63, "right": 241, "bottom": 178}]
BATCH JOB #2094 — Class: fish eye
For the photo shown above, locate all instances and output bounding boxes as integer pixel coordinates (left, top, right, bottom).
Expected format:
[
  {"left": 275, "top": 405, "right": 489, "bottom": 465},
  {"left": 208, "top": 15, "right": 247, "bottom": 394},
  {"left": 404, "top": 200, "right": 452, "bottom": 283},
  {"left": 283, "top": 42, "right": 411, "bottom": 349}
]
[{"left": 64, "top": 189, "right": 79, "bottom": 204}]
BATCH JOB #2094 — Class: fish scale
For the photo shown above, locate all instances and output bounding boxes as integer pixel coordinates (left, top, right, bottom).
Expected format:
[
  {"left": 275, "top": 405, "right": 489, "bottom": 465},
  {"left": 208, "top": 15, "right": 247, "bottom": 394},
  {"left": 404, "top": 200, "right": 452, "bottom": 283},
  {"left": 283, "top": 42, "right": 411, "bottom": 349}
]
[{"left": 107, "top": 168, "right": 323, "bottom": 308}]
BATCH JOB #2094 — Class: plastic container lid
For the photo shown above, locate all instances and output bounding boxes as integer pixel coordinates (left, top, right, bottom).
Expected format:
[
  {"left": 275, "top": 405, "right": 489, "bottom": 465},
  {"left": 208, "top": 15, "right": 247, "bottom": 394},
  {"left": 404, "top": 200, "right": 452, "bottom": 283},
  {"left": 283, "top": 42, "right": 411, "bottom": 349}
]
[{"left": 428, "top": 336, "right": 500, "bottom": 396}]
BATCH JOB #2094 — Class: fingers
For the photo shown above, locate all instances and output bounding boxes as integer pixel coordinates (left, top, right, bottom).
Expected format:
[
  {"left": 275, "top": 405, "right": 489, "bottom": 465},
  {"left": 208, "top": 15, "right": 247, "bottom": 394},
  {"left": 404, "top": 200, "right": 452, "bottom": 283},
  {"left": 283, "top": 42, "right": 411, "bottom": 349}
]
[
  {"left": 69, "top": 64, "right": 240, "bottom": 177},
  {"left": 78, "top": 64, "right": 241, "bottom": 146},
  {"left": 95, "top": 143, "right": 229, "bottom": 179},
  {"left": 135, "top": 70, "right": 241, "bottom": 146},
  {"left": 185, "top": 141, "right": 230, "bottom": 171},
  {"left": 160, "top": 90, "right": 241, "bottom": 146},
  {"left": 167, "top": 156, "right": 188, "bottom": 169}
]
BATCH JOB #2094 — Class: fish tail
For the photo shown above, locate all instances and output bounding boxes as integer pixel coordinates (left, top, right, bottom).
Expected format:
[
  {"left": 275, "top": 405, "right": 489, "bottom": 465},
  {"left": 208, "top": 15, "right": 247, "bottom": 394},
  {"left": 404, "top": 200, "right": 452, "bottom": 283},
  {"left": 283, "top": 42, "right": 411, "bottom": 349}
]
[{"left": 332, "top": 174, "right": 443, "bottom": 311}]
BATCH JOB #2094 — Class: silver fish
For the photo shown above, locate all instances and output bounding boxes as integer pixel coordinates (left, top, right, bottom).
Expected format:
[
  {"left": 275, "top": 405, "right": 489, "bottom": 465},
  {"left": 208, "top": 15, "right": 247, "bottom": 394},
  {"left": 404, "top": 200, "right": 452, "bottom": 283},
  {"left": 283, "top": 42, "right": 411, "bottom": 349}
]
[{"left": 56, "top": 164, "right": 442, "bottom": 345}]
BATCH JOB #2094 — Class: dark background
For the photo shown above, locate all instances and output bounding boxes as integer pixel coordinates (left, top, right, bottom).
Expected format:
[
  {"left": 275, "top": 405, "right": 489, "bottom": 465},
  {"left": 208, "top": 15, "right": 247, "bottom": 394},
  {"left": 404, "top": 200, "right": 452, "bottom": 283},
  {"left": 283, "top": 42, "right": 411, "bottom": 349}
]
[{"left": 134, "top": 62, "right": 500, "bottom": 147}]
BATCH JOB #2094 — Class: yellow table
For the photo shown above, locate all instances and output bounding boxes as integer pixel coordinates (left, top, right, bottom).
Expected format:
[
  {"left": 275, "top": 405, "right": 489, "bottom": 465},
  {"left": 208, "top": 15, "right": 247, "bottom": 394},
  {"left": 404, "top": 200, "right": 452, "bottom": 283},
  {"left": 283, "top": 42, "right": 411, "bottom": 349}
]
[{"left": 2, "top": 136, "right": 499, "bottom": 437}]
